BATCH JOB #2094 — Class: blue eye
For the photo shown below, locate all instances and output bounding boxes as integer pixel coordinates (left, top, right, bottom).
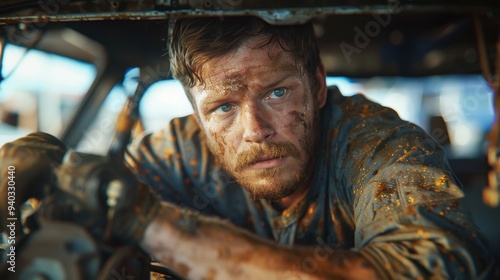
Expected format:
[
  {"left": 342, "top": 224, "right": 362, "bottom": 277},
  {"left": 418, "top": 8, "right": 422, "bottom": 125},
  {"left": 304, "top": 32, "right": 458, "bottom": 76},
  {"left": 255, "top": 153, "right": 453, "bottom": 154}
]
[
  {"left": 216, "top": 104, "right": 232, "bottom": 113},
  {"left": 270, "top": 88, "right": 286, "bottom": 98}
]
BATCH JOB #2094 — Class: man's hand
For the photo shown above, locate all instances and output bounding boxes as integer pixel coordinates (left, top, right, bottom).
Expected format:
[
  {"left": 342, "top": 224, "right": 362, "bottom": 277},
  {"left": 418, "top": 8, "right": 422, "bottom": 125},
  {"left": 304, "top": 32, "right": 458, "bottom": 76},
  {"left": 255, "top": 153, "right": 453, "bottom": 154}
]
[
  {"left": 38, "top": 151, "right": 161, "bottom": 246},
  {"left": 0, "top": 132, "right": 67, "bottom": 233}
]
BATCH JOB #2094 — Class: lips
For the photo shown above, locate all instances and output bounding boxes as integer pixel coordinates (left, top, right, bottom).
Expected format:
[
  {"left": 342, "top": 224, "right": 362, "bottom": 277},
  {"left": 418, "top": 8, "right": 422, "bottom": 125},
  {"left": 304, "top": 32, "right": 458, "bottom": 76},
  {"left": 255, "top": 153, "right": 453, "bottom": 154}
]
[{"left": 249, "top": 155, "right": 287, "bottom": 169}]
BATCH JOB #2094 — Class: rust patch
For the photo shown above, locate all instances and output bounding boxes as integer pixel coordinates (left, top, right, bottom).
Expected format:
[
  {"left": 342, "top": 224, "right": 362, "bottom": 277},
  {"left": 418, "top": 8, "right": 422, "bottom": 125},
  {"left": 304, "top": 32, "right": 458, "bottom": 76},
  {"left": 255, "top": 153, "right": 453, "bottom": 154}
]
[
  {"left": 190, "top": 157, "right": 198, "bottom": 167},
  {"left": 405, "top": 205, "right": 416, "bottom": 215},
  {"left": 174, "top": 262, "right": 190, "bottom": 277},
  {"left": 217, "top": 246, "right": 231, "bottom": 258},
  {"left": 202, "top": 268, "right": 217, "bottom": 280},
  {"left": 375, "top": 183, "right": 388, "bottom": 197},
  {"left": 163, "top": 148, "right": 175, "bottom": 159}
]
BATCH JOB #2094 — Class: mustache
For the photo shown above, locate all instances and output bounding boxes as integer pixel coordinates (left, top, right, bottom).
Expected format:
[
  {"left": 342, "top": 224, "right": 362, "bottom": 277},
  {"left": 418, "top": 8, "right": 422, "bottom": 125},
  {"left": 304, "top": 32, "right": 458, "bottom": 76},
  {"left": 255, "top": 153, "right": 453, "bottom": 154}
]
[{"left": 235, "top": 142, "right": 301, "bottom": 171}]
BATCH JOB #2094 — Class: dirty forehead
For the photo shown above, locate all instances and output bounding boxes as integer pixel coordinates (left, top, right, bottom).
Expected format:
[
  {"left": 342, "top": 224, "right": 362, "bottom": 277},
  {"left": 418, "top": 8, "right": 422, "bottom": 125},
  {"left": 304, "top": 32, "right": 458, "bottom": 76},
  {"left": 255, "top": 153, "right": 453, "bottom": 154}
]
[{"left": 191, "top": 38, "right": 306, "bottom": 96}]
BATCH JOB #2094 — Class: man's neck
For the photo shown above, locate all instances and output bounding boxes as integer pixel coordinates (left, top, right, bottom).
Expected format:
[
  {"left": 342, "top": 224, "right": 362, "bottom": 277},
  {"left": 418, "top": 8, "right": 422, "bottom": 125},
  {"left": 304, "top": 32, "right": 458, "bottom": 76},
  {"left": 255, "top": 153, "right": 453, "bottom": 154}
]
[{"left": 274, "top": 147, "right": 319, "bottom": 211}]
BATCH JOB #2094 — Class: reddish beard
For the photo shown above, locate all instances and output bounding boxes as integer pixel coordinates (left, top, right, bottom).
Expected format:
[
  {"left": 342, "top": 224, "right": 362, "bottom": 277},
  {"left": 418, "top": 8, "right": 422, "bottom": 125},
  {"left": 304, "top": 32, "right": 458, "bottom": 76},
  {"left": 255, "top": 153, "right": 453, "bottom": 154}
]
[
  {"left": 223, "top": 142, "right": 306, "bottom": 201},
  {"left": 204, "top": 108, "right": 322, "bottom": 201},
  {"left": 234, "top": 142, "right": 301, "bottom": 172}
]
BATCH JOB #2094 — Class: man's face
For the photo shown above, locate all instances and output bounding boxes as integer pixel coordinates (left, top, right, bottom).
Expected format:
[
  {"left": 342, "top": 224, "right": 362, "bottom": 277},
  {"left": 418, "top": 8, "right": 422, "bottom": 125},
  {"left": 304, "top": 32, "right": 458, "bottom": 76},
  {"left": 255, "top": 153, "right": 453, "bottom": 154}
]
[{"left": 188, "top": 37, "right": 326, "bottom": 201}]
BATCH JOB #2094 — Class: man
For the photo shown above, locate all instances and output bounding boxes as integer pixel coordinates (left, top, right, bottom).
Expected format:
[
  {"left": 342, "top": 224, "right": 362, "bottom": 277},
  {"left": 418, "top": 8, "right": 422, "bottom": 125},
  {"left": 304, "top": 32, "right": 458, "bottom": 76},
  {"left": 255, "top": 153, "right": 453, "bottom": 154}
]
[{"left": 0, "top": 16, "right": 494, "bottom": 279}]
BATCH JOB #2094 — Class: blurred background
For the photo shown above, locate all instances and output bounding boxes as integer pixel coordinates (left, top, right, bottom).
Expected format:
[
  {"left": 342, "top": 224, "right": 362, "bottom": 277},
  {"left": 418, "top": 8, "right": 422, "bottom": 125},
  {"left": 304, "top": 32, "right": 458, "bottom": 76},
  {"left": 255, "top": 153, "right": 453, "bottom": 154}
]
[
  {"left": 1, "top": 43, "right": 498, "bottom": 264},
  {"left": 0, "top": 0, "right": 499, "bottom": 273}
]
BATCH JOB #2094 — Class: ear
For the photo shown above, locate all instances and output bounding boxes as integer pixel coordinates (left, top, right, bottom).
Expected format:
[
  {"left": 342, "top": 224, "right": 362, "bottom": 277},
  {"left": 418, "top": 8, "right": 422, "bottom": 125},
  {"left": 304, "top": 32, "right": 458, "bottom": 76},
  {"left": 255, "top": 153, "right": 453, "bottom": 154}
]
[{"left": 314, "top": 63, "right": 327, "bottom": 108}]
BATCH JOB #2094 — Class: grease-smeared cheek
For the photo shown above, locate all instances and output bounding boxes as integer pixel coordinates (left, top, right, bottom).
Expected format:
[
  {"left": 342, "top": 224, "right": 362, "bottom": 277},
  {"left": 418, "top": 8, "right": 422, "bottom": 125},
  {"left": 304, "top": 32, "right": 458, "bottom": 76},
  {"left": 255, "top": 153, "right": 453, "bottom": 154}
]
[
  {"left": 206, "top": 122, "right": 237, "bottom": 160},
  {"left": 284, "top": 109, "right": 314, "bottom": 151},
  {"left": 287, "top": 110, "right": 309, "bottom": 132},
  {"left": 208, "top": 126, "right": 225, "bottom": 152}
]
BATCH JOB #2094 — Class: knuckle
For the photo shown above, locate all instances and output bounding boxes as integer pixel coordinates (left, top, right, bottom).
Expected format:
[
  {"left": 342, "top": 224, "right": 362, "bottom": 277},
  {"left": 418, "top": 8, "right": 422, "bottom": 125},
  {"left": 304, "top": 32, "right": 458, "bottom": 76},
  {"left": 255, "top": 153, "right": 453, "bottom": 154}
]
[{"left": 0, "top": 142, "right": 15, "bottom": 158}]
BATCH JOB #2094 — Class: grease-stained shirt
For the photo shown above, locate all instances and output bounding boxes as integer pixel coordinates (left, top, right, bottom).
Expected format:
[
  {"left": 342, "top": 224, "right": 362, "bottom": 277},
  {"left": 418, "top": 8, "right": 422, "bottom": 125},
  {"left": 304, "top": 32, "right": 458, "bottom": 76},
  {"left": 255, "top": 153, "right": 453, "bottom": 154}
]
[{"left": 126, "top": 87, "right": 494, "bottom": 279}]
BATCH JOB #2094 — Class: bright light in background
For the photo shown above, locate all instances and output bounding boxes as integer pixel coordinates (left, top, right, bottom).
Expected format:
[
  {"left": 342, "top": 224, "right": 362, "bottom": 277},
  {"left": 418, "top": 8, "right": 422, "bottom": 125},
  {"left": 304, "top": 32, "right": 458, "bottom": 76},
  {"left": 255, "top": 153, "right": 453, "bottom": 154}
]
[
  {"left": 326, "top": 76, "right": 364, "bottom": 95},
  {"left": 139, "top": 80, "right": 193, "bottom": 132},
  {"left": 453, "top": 124, "right": 474, "bottom": 146},
  {"left": 76, "top": 83, "right": 129, "bottom": 154},
  {"left": 438, "top": 76, "right": 494, "bottom": 157},
  {"left": 326, "top": 75, "right": 493, "bottom": 158},
  {"left": 1, "top": 44, "right": 96, "bottom": 99},
  {"left": 330, "top": 77, "right": 424, "bottom": 126},
  {"left": 0, "top": 44, "right": 97, "bottom": 137}
]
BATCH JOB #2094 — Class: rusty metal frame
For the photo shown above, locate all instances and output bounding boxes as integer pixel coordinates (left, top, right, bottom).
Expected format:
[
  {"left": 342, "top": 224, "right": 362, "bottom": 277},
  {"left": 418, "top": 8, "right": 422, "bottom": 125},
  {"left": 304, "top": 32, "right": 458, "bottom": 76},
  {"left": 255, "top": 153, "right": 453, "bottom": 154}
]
[{"left": 0, "top": 0, "right": 498, "bottom": 25}]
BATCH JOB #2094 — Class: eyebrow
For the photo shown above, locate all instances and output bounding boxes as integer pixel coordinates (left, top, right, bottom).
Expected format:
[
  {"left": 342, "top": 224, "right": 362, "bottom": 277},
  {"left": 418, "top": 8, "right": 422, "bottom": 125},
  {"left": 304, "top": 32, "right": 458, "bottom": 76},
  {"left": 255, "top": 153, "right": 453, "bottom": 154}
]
[
  {"left": 199, "top": 64, "right": 301, "bottom": 108},
  {"left": 200, "top": 91, "right": 234, "bottom": 110},
  {"left": 256, "top": 73, "right": 299, "bottom": 92}
]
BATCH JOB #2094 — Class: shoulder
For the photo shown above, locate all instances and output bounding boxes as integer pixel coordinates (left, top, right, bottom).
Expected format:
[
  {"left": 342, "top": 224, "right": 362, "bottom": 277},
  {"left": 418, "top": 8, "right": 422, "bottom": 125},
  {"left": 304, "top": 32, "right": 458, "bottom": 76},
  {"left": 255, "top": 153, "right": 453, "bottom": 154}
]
[
  {"left": 321, "top": 87, "right": 419, "bottom": 151},
  {"left": 324, "top": 86, "right": 402, "bottom": 126},
  {"left": 125, "top": 114, "right": 210, "bottom": 188},
  {"left": 127, "top": 114, "right": 202, "bottom": 159},
  {"left": 320, "top": 87, "right": 449, "bottom": 194}
]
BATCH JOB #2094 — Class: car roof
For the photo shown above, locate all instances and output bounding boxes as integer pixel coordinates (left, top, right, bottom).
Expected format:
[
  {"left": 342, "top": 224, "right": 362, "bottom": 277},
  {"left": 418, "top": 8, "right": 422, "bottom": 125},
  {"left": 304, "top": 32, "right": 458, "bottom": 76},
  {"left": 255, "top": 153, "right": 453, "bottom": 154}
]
[{"left": 0, "top": 0, "right": 498, "bottom": 78}]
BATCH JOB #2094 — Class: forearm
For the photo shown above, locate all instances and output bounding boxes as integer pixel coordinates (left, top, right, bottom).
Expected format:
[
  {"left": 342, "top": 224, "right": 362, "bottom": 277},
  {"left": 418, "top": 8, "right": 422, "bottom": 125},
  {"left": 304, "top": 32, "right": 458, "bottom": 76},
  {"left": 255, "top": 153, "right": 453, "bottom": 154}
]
[{"left": 141, "top": 202, "right": 380, "bottom": 280}]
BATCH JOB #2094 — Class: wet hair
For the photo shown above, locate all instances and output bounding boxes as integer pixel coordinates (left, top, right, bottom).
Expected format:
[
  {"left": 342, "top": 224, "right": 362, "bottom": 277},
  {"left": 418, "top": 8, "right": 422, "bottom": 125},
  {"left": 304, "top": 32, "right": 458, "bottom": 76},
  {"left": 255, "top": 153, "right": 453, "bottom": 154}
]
[{"left": 168, "top": 16, "right": 321, "bottom": 89}]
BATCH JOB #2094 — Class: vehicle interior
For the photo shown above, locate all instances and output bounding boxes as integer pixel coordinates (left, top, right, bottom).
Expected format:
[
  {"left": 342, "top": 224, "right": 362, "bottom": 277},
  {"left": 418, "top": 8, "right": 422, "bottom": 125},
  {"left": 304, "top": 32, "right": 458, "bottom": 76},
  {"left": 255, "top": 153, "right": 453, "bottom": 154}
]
[{"left": 0, "top": 0, "right": 499, "bottom": 279}]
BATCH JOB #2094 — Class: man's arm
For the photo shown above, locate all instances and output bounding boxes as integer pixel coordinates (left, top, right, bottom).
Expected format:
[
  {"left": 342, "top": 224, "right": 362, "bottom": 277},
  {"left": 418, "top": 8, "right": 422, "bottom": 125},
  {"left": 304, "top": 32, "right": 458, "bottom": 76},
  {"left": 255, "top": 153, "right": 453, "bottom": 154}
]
[{"left": 141, "top": 202, "right": 380, "bottom": 280}]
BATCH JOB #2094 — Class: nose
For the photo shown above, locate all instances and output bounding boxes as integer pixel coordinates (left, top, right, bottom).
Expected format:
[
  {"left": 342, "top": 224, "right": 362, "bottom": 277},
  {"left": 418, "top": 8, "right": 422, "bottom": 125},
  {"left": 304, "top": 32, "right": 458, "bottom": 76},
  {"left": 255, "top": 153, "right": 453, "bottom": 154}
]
[{"left": 241, "top": 103, "right": 274, "bottom": 143}]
